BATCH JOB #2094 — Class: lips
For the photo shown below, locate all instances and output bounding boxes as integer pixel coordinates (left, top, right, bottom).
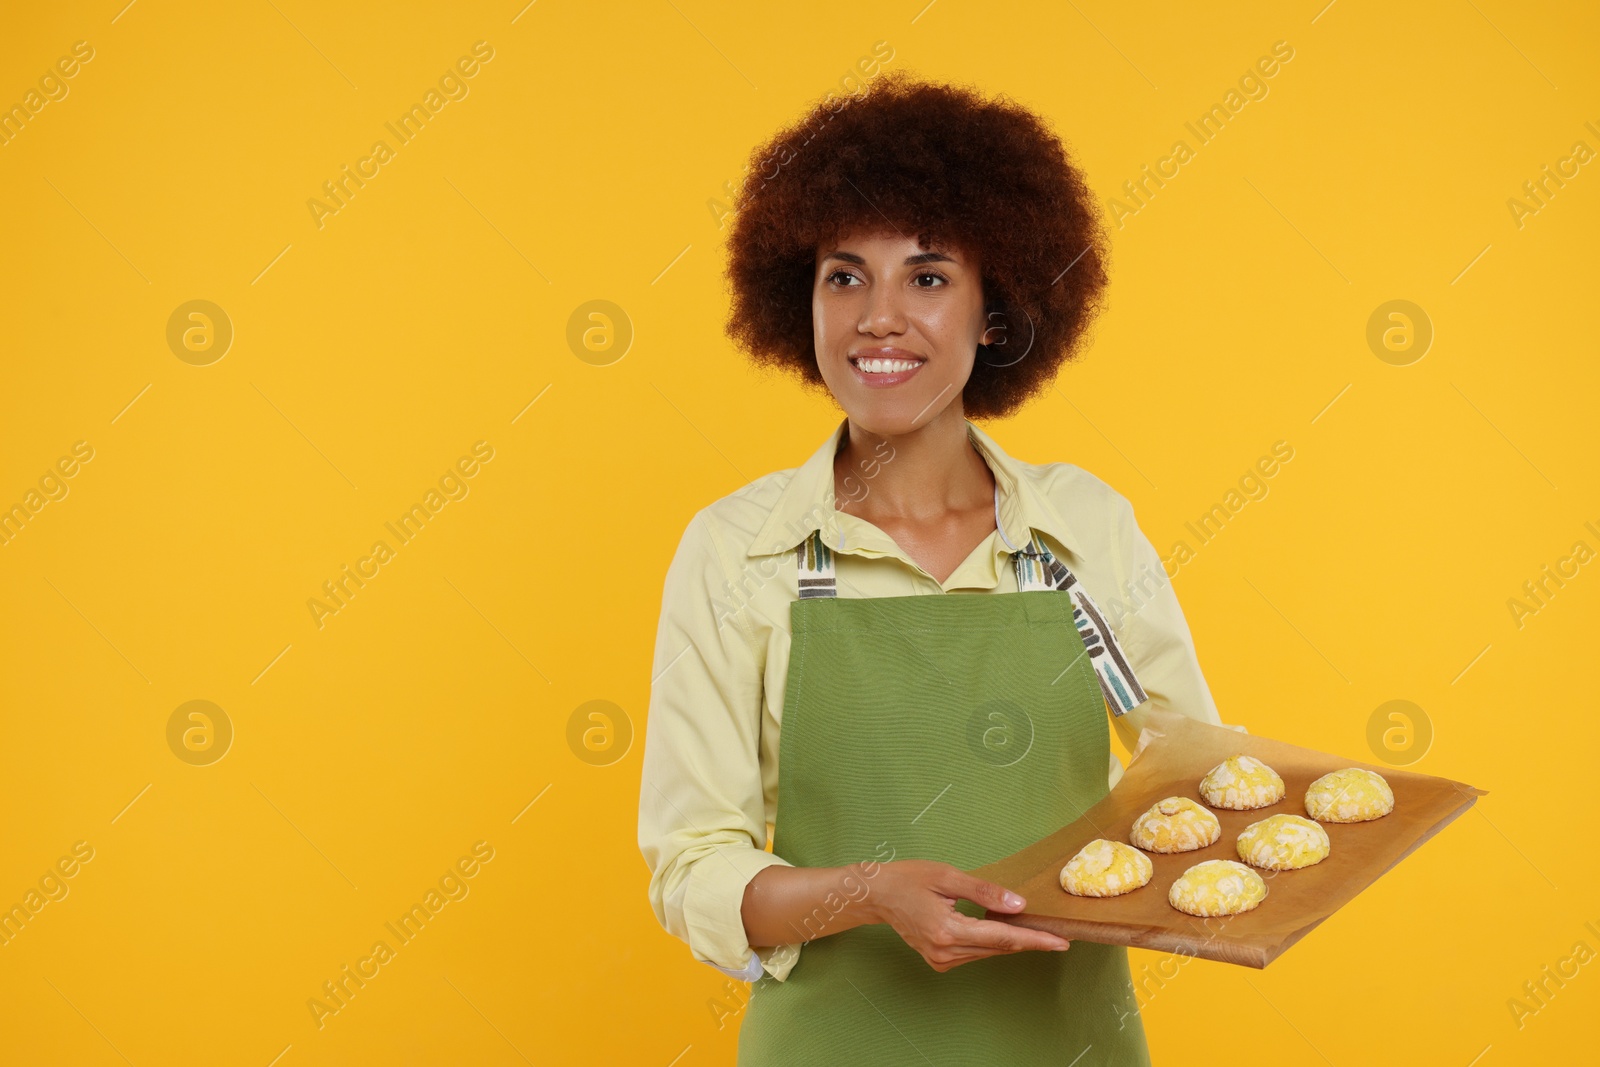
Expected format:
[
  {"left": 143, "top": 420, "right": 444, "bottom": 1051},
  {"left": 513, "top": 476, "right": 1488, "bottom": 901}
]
[{"left": 848, "top": 350, "right": 926, "bottom": 387}]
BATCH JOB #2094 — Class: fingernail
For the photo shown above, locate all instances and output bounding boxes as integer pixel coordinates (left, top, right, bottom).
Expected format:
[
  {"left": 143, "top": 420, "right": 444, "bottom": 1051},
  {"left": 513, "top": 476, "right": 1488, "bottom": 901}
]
[
  {"left": 1054, "top": 943, "right": 1071, "bottom": 951},
  {"left": 1003, "top": 891, "right": 1024, "bottom": 908}
]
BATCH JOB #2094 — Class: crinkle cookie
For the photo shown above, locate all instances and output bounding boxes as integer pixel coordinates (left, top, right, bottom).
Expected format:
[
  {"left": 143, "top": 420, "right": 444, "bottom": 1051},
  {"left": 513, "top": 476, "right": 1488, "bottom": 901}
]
[
  {"left": 1168, "top": 859, "right": 1268, "bottom": 917},
  {"left": 1199, "top": 754, "right": 1286, "bottom": 810},
  {"left": 1305, "top": 767, "right": 1394, "bottom": 823},
  {"left": 1236, "top": 814, "right": 1331, "bottom": 871},
  {"left": 1130, "top": 797, "right": 1222, "bottom": 854},
  {"left": 1059, "top": 839, "right": 1154, "bottom": 898}
]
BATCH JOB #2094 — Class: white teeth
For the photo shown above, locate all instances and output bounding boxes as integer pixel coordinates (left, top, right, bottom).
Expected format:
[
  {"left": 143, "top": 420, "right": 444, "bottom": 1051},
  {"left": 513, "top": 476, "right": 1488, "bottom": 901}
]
[{"left": 855, "top": 358, "right": 921, "bottom": 374}]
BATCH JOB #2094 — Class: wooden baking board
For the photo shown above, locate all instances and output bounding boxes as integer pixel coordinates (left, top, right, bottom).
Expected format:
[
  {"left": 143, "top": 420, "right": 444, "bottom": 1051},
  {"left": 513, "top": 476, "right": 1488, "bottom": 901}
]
[{"left": 972, "top": 710, "right": 1487, "bottom": 968}]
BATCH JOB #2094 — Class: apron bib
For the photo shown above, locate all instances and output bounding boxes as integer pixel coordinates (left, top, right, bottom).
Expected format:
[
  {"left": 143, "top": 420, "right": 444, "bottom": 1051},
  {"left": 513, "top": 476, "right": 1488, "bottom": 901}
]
[{"left": 737, "top": 528, "right": 1152, "bottom": 1066}]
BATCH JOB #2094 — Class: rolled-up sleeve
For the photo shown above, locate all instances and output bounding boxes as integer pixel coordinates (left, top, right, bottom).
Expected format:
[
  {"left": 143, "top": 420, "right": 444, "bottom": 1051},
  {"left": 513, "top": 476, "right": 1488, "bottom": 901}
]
[
  {"left": 1102, "top": 495, "right": 1243, "bottom": 789},
  {"left": 639, "top": 509, "right": 796, "bottom": 980}
]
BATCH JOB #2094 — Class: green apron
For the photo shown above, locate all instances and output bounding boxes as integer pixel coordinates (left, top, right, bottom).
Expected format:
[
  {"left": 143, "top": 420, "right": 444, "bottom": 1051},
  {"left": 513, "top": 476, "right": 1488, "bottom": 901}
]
[{"left": 737, "top": 524, "right": 1152, "bottom": 1065}]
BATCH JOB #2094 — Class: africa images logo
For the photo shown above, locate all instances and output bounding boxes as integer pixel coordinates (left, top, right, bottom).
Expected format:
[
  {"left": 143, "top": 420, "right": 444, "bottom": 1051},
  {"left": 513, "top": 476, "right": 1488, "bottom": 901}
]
[
  {"left": 306, "top": 42, "right": 496, "bottom": 230},
  {"left": 306, "top": 841, "right": 495, "bottom": 1029},
  {"left": 306, "top": 441, "right": 495, "bottom": 629}
]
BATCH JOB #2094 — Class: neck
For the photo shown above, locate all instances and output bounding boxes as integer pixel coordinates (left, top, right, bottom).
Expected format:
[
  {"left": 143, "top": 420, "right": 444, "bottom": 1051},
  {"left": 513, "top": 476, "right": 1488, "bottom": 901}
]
[{"left": 833, "top": 405, "right": 993, "bottom": 522}]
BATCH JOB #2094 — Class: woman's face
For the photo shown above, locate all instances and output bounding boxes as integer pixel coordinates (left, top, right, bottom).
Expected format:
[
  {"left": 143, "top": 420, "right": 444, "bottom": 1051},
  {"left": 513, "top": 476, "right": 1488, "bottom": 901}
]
[{"left": 812, "top": 229, "right": 992, "bottom": 436}]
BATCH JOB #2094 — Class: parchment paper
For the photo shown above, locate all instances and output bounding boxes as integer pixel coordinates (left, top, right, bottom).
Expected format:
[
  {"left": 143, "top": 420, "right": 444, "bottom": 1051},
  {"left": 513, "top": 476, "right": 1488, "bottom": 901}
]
[{"left": 971, "top": 710, "right": 1487, "bottom": 968}]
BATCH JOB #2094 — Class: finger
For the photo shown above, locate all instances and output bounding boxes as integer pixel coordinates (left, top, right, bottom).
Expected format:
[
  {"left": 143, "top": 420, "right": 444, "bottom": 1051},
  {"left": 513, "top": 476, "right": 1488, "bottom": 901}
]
[
  {"left": 936, "top": 868, "right": 1027, "bottom": 913},
  {"left": 919, "top": 938, "right": 1007, "bottom": 970},
  {"left": 938, "top": 943, "right": 1016, "bottom": 964},
  {"left": 950, "top": 915, "right": 1071, "bottom": 953},
  {"left": 929, "top": 942, "right": 1042, "bottom": 971}
]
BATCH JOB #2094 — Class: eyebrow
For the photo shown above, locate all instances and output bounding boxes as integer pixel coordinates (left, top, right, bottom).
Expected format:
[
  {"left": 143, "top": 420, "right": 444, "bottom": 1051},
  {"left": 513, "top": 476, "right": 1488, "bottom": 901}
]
[{"left": 821, "top": 250, "right": 958, "bottom": 266}]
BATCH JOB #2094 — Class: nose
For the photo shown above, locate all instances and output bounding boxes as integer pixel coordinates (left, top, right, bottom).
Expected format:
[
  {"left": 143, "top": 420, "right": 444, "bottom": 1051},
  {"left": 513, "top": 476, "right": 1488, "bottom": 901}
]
[{"left": 858, "top": 280, "right": 906, "bottom": 338}]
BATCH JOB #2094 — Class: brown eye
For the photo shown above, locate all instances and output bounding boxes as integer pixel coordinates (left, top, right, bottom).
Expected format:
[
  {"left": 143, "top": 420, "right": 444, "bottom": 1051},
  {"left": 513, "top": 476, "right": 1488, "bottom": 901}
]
[
  {"left": 827, "top": 269, "right": 861, "bottom": 286},
  {"left": 912, "top": 271, "right": 947, "bottom": 287}
]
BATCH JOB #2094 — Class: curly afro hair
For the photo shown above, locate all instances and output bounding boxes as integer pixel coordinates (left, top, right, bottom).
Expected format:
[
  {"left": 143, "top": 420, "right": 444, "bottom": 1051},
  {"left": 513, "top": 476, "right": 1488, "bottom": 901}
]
[{"left": 724, "top": 71, "right": 1110, "bottom": 421}]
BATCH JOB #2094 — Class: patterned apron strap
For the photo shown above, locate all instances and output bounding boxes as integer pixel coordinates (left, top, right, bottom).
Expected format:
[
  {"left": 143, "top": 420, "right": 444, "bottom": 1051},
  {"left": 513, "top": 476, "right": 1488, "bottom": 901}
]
[
  {"left": 796, "top": 529, "right": 836, "bottom": 599},
  {"left": 1014, "top": 531, "right": 1147, "bottom": 716}
]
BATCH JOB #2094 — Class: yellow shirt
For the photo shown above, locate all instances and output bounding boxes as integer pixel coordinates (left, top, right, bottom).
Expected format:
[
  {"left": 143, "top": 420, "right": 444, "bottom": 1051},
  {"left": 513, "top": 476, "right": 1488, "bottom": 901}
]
[{"left": 638, "top": 417, "right": 1228, "bottom": 983}]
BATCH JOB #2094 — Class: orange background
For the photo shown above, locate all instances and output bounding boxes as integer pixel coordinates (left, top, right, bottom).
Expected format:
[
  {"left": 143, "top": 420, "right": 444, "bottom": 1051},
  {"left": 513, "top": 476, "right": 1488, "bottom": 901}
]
[{"left": 1, "top": 1, "right": 1596, "bottom": 1063}]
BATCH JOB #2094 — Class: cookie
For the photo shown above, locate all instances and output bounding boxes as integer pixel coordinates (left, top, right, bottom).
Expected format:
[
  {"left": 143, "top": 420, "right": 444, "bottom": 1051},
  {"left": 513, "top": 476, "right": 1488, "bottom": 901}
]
[
  {"left": 1130, "top": 796, "right": 1222, "bottom": 854},
  {"left": 1305, "top": 767, "right": 1394, "bottom": 823},
  {"left": 1060, "top": 838, "right": 1154, "bottom": 898},
  {"left": 1168, "top": 859, "right": 1268, "bottom": 917},
  {"left": 1236, "top": 813, "right": 1331, "bottom": 871},
  {"left": 1199, "top": 754, "right": 1286, "bottom": 811}
]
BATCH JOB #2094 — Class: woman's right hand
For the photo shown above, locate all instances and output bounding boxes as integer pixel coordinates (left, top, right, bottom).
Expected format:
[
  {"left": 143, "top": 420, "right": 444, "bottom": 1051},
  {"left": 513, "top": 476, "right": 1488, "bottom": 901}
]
[{"left": 864, "top": 859, "right": 1071, "bottom": 972}]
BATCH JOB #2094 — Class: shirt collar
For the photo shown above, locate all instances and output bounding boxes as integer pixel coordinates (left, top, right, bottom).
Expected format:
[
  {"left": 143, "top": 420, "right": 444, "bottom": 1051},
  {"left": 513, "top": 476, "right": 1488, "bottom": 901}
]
[{"left": 745, "top": 416, "right": 1088, "bottom": 564}]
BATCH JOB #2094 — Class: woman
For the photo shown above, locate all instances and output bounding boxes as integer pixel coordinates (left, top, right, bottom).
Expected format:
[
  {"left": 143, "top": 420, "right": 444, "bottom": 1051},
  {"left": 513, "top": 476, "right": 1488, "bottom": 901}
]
[{"left": 638, "top": 73, "right": 1223, "bottom": 1065}]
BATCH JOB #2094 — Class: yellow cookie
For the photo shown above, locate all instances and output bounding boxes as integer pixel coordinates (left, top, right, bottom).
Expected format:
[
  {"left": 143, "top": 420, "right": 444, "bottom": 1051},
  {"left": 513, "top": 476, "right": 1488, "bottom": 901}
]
[
  {"left": 1130, "top": 797, "right": 1222, "bottom": 853},
  {"left": 1060, "top": 839, "right": 1154, "bottom": 898},
  {"left": 1168, "top": 859, "right": 1268, "bottom": 917},
  {"left": 1199, "top": 754, "right": 1286, "bottom": 810},
  {"left": 1305, "top": 767, "right": 1394, "bottom": 823},
  {"left": 1236, "top": 813, "right": 1331, "bottom": 870}
]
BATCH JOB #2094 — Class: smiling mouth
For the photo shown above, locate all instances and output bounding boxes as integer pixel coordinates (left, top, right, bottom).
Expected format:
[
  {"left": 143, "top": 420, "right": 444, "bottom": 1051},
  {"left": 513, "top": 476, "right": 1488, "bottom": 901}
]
[{"left": 849, "top": 355, "right": 926, "bottom": 374}]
